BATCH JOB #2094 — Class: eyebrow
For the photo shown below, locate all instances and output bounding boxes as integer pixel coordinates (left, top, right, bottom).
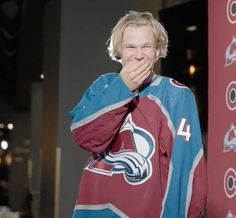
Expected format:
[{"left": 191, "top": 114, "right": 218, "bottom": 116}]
[{"left": 123, "top": 42, "right": 154, "bottom": 47}]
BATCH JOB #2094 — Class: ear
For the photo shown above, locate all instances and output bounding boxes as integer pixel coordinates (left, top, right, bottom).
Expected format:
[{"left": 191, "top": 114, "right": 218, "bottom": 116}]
[{"left": 155, "top": 49, "right": 160, "bottom": 61}]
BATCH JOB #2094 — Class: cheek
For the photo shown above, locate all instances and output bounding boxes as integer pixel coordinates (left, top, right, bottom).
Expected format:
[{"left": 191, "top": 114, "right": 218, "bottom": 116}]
[
  {"left": 122, "top": 52, "right": 135, "bottom": 62},
  {"left": 144, "top": 49, "right": 157, "bottom": 58},
  {"left": 145, "top": 53, "right": 157, "bottom": 61}
]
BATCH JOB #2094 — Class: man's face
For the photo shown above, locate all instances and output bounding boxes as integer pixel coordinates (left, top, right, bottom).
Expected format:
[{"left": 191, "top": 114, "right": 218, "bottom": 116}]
[{"left": 120, "top": 25, "right": 159, "bottom": 67}]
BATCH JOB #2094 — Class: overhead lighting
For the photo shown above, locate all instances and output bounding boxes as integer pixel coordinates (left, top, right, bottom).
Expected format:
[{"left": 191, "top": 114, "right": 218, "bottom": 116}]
[
  {"left": 7, "top": 123, "right": 14, "bottom": 130},
  {"left": 40, "top": 74, "right": 45, "bottom": 80},
  {"left": 5, "top": 154, "right": 12, "bottom": 166},
  {"left": 186, "top": 25, "right": 197, "bottom": 32},
  {"left": 186, "top": 48, "right": 194, "bottom": 60},
  {"left": 189, "top": 65, "right": 196, "bottom": 76},
  {"left": 1, "top": 140, "right": 8, "bottom": 150}
]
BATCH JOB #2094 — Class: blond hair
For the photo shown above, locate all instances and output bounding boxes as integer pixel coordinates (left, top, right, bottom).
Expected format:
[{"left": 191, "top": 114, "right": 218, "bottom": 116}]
[{"left": 107, "top": 11, "right": 168, "bottom": 61}]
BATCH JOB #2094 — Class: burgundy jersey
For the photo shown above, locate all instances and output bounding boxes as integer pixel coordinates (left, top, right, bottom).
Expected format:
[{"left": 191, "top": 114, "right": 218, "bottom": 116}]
[{"left": 70, "top": 73, "right": 207, "bottom": 218}]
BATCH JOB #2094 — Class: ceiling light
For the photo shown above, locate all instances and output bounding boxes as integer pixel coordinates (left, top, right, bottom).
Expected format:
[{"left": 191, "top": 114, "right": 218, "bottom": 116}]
[
  {"left": 1, "top": 140, "right": 8, "bottom": 150},
  {"left": 186, "top": 25, "right": 197, "bottom": 32},
  {"left": 189, "top": 65, "right": 196, "bottom": 76},
  {"left": 40, "top": 74, "right": 45, "bottom": 80},
  {"left": 7, "top": 123, "right": 14, "bottom": 130}
]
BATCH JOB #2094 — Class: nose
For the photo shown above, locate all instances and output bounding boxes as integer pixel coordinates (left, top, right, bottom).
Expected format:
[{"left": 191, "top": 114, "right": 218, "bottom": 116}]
[{"left": 134, "top": 48, "right": 145, "bottom": 61}]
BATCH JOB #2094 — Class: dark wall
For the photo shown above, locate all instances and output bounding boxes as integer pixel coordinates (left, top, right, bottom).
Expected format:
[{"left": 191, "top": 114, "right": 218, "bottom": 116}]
[{"left": 159, "top": 0, "right": 208, "bottom": 133}]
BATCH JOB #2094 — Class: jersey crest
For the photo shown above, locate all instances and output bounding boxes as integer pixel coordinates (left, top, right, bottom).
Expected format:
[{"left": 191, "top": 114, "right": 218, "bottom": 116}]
[
  {"left": 169, "top": 78, "right": 188, "bottom": 89},
  {"left": 85, "top": 113, "right": 155, "bottom": 185}
]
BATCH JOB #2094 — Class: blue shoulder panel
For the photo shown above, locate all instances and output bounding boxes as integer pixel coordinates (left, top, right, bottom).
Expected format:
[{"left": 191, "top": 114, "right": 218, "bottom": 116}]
[
  {"left": 70, "top": 73, "right": 134, "bottom": 125},
  {"left": 142, "top": 76, "right": 203, "bottom": 217}
]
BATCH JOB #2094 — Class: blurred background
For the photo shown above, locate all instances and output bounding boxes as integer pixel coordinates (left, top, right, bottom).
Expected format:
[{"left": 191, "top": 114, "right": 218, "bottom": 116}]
[{"left": 0, "top": 0, "right": 207, "bottom": 217}]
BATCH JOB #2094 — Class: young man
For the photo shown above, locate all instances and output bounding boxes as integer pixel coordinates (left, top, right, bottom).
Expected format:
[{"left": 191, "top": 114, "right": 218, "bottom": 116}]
[{"left": 70, "top": 11, "right": 207, "bottom": 218}]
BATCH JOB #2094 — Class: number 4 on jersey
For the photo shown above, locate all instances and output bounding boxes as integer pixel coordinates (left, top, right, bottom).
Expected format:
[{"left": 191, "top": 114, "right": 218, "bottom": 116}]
[{"left": 177, "top": 118, "right": 191, "bottom": 142}]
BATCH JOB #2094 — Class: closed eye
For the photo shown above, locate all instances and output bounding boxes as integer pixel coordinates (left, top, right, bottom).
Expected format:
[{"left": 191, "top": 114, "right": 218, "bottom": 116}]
[
  {"left": 126, "top": 46, "right": 135, "bottom": 49},
  {"left": 143, "top": 45, "right": 152, "bottom": 48}
]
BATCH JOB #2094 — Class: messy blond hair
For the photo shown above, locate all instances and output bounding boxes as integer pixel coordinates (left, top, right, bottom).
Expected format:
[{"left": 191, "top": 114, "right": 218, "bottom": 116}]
[{"left": 107, "top": 11, "right": 168, "bottom": 61}]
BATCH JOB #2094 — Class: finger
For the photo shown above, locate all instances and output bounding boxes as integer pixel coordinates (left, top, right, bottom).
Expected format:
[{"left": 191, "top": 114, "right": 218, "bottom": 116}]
[
  {"left": 120, "top": 60, "right": 147, "bottom": 80},
  {"left": 134, "top": 66, "right": 152, "bottom": 82},
  {"left": 126, "top": 59, "right": 146, "bottom": 71},
  {"left": 130, "top": 60, "right": 152, "bottom": 78},
  {"left": 129, "top": 64, "right": 152, "bottom": 86},
  {"left": 134, "top": 60, "right": 154, "bottom": 79}
]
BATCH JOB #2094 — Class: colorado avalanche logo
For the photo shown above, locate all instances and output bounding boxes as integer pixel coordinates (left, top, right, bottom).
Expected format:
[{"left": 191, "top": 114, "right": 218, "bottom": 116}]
[
  {"left": 169, "top": 78, "right": 188, "bottom": 89},
  {"left": 85, "top": 114, "right": 155, "bottom": 185},
  {"left": 226, "top": 210, "right": 236, "bottom": 218},
  {"left": 225, "top": 36, "right": 236, "bottom": 67},
  {"left": 225, "top": 81, "right": 236, "bottom": 111},
  {"left": 227, "top": 0, "right": 236, "bottom": 24},
  {"left": 223, "top": 123, "right": 236, "bottom": 152},
  {"left": 224, "top": 168, "right": 236, "bottom": 198}
]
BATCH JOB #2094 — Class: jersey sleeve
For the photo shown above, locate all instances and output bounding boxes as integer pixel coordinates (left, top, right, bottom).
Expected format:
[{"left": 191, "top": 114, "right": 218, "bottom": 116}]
[
  {"left": 69, "top": 73, "right": 137, "bottom": 153},
  {"left": 161, "top": 87, "right": 207, "bottom": 218}
]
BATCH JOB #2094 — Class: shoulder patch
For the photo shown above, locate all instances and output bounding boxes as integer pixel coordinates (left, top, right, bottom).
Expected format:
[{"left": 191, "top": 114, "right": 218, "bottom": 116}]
[{"left": 169, "top": 78, "right": 189, "bottom": 89}]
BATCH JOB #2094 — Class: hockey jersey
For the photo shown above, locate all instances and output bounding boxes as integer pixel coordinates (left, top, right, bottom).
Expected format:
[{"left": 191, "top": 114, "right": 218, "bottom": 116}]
[{"left": 70, "top": 73, "right": 207, "bottom": 218}]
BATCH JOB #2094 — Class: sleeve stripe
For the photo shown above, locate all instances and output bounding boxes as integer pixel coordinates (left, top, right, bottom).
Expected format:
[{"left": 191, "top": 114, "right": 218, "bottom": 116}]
[
  {"left": 70, "top": 97, "right": 133, "bottom": 131},
  {"left": 150, "top": 75, "right": 163, "bottom": 86},
  {"left": 147, "top": 94, "right": 176, "bottom": 137},
  {"left": 160, "top": 148, "right": 204, "bottom": 218},
  {"left": 185, "top": 147, "right": 204, "bottom": 217},
  {"left": 74, "top": 203, "right": 129, "bottom": 218},
  {"left": 160, "top": 161, "right": 173, "bottom": 218}
]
